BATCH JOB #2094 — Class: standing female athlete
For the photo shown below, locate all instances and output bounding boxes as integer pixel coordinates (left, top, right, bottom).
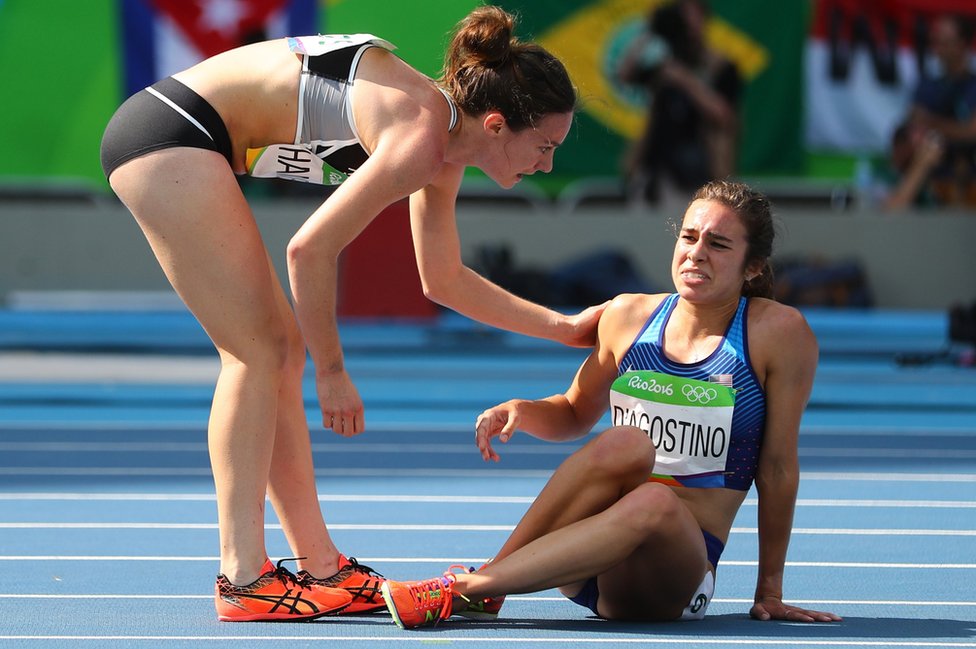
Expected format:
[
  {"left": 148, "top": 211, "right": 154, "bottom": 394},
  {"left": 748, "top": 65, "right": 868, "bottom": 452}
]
[
  {"left": 100, "top": 6, "right": 604, "bottom": 621},
  {"left": 381, "top": 180, "right": 841, "bottom": 627}
]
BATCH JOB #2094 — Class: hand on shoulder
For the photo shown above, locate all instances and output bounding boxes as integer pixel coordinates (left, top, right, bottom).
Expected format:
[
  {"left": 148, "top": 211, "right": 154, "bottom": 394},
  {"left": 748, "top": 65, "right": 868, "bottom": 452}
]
[{"left": 599, "top": 293, "right": 668, "bottom": 354}]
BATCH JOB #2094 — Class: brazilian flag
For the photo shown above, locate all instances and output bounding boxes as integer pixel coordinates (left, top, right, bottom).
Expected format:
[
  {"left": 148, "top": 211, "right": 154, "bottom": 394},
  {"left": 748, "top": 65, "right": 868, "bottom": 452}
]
[
  {"left": 496, "top": 0, "right": 808, "bottom": 182},
  {"left": 0, "top": 0, "right": 806, "bottom": 191}
]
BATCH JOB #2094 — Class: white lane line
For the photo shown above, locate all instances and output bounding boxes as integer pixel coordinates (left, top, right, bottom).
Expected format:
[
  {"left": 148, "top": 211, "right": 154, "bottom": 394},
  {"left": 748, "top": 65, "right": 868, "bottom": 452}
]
[
  {"left": 799, "top": 448, "right": 976, "bottom": 459},
  {"left": 2, "top": 522, "right": 975, "bottom": 537},
  {"left": 6, "top": 417, "right": 975, "bottom": 437},
  {"left": 751, "top": 499, "right": 976, "bottom": 509},
  {"left": 0, "top": 442, "right": 575, "bottom": 456},
  {"left": 2, "top": 441, "right": 973, "bottom": 459},
  {"left": 1, "top": 594, "right": 973, "bottom": 607},
  {"left": 1, "top": 493, "right": 974, "bottom": 508},
  {"left": 0, "top": 522, "right": 515, "bottom": 531},
  {"left": 0, "top": 492, "right": 539, "bottom": 503},
  {"left": 2, "top": 556, "right": 973, "bottom": 569},
  {"left": 0, "top": 421, "right": 467, "bottom": 433},
  {"left": 801, "top": 472, "right": 976, "bottom": 482},
  {"left": 718, "top": 561, "right": 976, "bottom": 569},
  {"left": 2, "top": 467, "right": 974, "bottom": 481},
  {"left": 737, "top": 528, "right": 976, "bottom": 536},
  {"left": 0, "top": 468, "right": 557, "bottom": 478}
]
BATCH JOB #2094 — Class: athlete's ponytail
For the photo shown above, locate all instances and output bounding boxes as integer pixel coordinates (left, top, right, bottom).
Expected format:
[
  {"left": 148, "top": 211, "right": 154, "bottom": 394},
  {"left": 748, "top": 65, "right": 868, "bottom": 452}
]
[{"left": 441, "top": 5, "right": 576, "bottom": 131}]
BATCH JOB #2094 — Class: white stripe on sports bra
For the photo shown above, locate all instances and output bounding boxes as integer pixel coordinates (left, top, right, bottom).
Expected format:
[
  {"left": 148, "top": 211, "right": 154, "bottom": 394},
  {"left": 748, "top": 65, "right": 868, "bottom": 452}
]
[
  {"left": 436, "top": 86, "right": 459, "bottom": 132},
  {"left": 145, "top": 86, "right": 214, "bottom": 142}
]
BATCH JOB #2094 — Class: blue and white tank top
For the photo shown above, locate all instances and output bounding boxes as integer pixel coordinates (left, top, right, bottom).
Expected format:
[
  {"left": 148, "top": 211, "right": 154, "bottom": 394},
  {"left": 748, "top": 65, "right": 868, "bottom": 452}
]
[{"left": 614, "top": 293, "right": 765, "bottom": 490}]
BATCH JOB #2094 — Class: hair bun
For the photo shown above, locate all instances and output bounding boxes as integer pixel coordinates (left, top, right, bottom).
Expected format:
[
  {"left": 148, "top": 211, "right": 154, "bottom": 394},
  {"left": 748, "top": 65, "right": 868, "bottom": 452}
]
[
  {"left": 441, "top": 5, "right": 576, "bottom": 131},
  {"left": 454, "top": 6, "right": 516, "bottom": 67}
]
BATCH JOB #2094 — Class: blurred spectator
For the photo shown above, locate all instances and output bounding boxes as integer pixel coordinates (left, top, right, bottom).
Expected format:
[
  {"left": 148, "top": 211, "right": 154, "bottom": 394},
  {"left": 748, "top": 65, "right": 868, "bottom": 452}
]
[
  {"left": 878, "top": 120, "right": 945, "bottom": 211},
  {"left": 906, "top": 13, "right": 976, "bottom": 208},
  {"left": 618, "top": 0, "right": 741, "bottom": 205}
]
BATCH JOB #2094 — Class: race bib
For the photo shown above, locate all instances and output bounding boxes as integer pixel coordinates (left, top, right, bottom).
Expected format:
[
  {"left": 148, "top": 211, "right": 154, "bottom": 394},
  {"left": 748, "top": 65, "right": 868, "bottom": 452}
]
[
  {"left": 243, "top": 34, "right": 396, "bottom": 185},
  {"left": 610, "top": 371, "right": 735, "bottom": 484},
  {"left": 245, "top": 144, "right": 350, "bottom": 185}
]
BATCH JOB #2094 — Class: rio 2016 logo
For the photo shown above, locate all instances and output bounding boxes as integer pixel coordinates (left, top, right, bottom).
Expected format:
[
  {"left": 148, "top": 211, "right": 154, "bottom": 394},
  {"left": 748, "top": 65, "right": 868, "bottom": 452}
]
[{"left": 627, "top": 375, "right": 674, "bottom": 396}]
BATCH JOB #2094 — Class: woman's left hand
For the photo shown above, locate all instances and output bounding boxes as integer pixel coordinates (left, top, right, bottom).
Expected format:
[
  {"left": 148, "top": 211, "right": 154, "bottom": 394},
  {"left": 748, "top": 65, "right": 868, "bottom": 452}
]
[
  {"left": 561, "top": 301, "right": 609, "bottom": 347},
  {"left": 750, "top": 596, "right": 842, "bottom": 623}
]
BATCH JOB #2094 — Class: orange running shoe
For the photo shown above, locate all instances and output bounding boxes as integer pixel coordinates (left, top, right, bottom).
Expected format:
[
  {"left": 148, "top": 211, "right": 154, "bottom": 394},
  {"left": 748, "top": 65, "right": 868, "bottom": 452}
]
[
  {"left": 215, "top": 557, "right": 352, "bottom": 622},
  {"left": 455, "top": 564, "right": 505, "bottom": 620},
  {"left": 381, "top": 568, "right": 469, "bottom": 629},
  {"left": 297, "top": 554, "right": 387, "bottom": 614}
]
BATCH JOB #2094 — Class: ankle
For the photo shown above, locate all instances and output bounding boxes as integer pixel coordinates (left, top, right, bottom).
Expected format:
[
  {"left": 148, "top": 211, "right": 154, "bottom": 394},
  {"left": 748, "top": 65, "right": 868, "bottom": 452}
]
[
  {"left": 297, "top": 552, "right": 343, "bottom": 580},
  {"left": 221, "top": 559, "right": 267, "bottom": 586}
]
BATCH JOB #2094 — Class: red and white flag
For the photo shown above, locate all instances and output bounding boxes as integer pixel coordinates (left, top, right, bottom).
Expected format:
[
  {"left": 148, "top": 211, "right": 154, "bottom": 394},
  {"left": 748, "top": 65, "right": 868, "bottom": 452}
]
[
  {"left": 805, "top": 0, "right": 976, "bottom": 154},
  {"left": 120, "top": 0, "right": 317, "bottom": 96}
]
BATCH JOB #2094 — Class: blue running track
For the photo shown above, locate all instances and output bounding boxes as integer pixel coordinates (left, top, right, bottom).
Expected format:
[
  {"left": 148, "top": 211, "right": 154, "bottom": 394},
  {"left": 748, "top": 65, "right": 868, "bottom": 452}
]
[{"left": 0, "top": 308, "right": 974, "bottom": 648}]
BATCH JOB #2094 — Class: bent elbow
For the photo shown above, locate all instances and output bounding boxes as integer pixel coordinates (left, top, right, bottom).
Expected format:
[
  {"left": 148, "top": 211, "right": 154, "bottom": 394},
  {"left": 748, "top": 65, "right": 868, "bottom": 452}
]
[
  {"left": 417, "top": 262, "right": 466, "bottom": 307},
  {"left": 286, "top": 235, "right": 308, "bottom": 270},
  {"left": 419, "top": 274, "right": 449, "bottom": 306}
]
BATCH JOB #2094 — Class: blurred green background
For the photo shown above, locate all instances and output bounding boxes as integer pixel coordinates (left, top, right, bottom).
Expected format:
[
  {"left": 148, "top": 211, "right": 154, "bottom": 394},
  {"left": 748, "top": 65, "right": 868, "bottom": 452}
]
[{"left": 0, "top": 0, "right": 857, "bottom": 196}]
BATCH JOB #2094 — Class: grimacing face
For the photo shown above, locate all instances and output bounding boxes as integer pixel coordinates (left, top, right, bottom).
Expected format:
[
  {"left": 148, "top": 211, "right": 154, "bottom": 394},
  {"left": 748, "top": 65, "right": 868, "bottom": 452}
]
[{"left": 671, "top": 199, "right": 761, "bottom": 302}]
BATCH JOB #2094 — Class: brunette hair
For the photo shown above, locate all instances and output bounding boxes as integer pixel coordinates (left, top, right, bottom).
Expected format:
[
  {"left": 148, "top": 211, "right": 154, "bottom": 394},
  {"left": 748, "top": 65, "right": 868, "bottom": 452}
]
[
  {"left": 440, "top": 5, "right": 577, "bottom": 131},
  {"left": 691, "top": 180, "right": 776, "bottom": 298}
]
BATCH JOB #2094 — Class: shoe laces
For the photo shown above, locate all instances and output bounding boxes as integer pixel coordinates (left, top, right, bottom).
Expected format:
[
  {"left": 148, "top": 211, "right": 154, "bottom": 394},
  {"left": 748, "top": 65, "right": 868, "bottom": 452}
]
[
  {"left": 296, "top": 556, "right": 386, "bottom": 588},
  {"left": 408, "top": 571, "right": 468, "bottom": 624},
  {"left": 346, "top": 556, "right": 384, "bottom": 579},
  {"left": 271, "top": 557, "right": 305, "bottom": 588}
]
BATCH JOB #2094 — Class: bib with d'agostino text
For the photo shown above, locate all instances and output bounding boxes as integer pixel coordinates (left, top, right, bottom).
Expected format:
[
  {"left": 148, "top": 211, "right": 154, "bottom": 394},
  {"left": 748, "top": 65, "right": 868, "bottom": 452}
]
[{"left": 610, "top": 371, "right": 735, "bottom": 487}]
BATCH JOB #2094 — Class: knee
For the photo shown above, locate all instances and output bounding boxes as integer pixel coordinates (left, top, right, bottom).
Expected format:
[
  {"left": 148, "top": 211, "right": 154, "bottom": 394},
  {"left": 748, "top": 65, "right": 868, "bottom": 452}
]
[
  {"left": 218, "top": 320, "right": 294, "bottom": 378},
  {"left": 265, "top": 323, "right": 307, "bottom": 381},
  {"left": 612, "top": 482, "right": 684, "bottom": 535},
  {"left": 583, "top": 426, "right": 655, "bottom": 481}
]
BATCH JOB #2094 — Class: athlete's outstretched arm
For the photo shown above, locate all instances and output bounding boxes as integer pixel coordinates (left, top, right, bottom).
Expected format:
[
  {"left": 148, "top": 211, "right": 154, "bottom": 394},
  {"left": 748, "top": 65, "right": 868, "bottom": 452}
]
[
  {"left": 409, "top": 166, "right": 606, "bottom": 349},
  {"left": 474, "top": 294, "right": 652, "bottom": 461}
]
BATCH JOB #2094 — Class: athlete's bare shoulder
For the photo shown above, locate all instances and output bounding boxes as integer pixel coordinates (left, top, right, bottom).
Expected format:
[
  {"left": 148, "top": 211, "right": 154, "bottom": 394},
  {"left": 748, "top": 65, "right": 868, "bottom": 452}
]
[
  {"left": 599, "top": 293, "right": 670, "bottom": 356},
  {"left": 746, "top": 297, "right": 817, "bottom": 382},
  {"left": 352, "top": 47, "right": 452, "bottom": 157}
]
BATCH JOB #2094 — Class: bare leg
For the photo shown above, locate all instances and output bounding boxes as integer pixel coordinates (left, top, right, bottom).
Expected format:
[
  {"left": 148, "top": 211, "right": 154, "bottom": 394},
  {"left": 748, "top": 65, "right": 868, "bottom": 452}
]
[
  {"left": 493, "top": 426, "right": 654, "bottom": 561},
  {"left": 263, "top": 268, "right": 343, "bottom": 577},
  {"left": 456, "top": 427, "right": 708, "bottom": 620},
  {"left": 110, "top": 148, "right": 294, "bottom": 585}
]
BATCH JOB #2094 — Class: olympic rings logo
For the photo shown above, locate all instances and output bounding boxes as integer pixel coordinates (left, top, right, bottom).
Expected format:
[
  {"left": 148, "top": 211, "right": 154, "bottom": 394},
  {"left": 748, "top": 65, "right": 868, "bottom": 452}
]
[{"left": 682, "top": 384, "right": 718, "bottom": 404}]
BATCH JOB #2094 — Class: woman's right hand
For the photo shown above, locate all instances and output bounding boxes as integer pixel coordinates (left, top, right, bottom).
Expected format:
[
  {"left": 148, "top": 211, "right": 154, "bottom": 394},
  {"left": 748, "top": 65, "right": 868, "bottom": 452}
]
[
  {"left": 315, "top": 369, "right": 365, "bottom": 437},
  {"left": 560, "top": 301, "right": 609, "bottom": 348},
  {"left": 474, "top": 400, "right": 522, "bottom": 462}
]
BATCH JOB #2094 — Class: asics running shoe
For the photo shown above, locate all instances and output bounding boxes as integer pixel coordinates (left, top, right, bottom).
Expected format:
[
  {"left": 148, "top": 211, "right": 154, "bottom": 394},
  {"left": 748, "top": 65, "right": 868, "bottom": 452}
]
[
  {"left": 381, "top": 567, "right": 470, "bottom": 629},
  {"left": 455, "top": 564, "right": 505, "bottom": 620},
  {"left": 215, "top": 557, "right": 352, "bottom": 622},
  {"left": 297, "top": 554, "right": 387, "bottom": 614}
]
